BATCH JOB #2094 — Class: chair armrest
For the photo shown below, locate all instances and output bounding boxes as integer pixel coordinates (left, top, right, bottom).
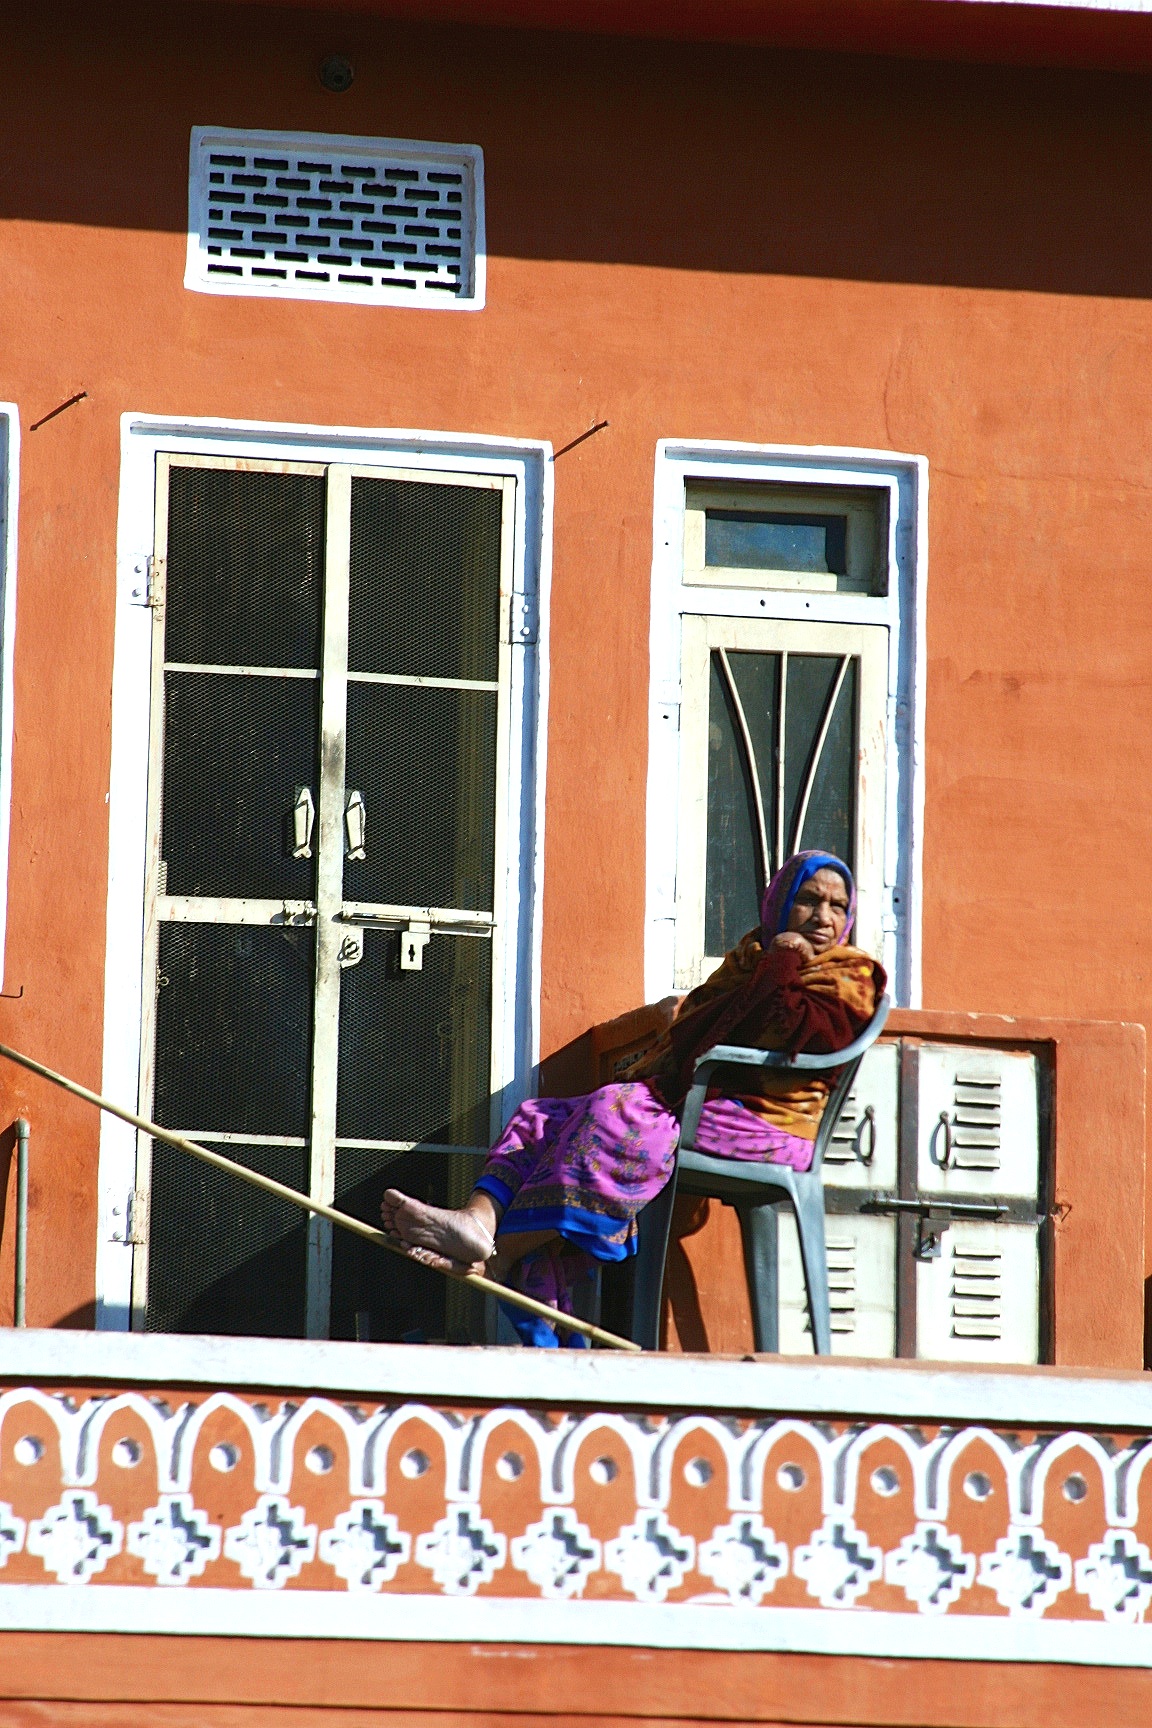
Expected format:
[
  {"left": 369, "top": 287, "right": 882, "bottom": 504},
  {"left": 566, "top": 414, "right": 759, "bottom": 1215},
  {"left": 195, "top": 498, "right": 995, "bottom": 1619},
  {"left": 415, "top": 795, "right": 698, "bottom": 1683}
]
[{"left": 692, "top": 994, "right": 891, "bottom": 1084}]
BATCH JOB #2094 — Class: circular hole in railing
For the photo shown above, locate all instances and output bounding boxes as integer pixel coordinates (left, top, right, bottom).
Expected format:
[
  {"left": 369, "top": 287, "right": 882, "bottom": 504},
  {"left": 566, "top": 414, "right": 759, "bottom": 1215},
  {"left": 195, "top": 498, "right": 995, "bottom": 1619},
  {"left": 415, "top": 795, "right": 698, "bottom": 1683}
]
[
  {"left": 13, "top": 1435, "right": 43, "bottom": 1466},
  {"left": 870, "top": 1465, "right": 900, "bottom": 1497},
  {"left": 776, "top": 1462, "right": 806, "bottom": 1492},
  {"left": 112, "top": 1438, "right": 142, "bottom": 1468},
  {"left": 963, "top": 1471, "right": 993, "bottom": 1502},
  {"left": 209, "top": 1442, "right": 240, "bottom": 1473},
  {"left": 1063, "top": 1473, "right": 1089, "bottom": 1503},
  {"left": 495, "top": 1451, "right": 524, "bottom": 1481},
  {"left": 684, "top": 1457, "right": 713, "bottom": 1488},
  {"left": 399, "top": 1448, "right": 431, "bottom": 1479},
  {"left": 589, "top": 1455, "right": 619, "bottom": 1486},
  {"left": 305, "top": 1445, "right": 335, "bottom": 1476}
]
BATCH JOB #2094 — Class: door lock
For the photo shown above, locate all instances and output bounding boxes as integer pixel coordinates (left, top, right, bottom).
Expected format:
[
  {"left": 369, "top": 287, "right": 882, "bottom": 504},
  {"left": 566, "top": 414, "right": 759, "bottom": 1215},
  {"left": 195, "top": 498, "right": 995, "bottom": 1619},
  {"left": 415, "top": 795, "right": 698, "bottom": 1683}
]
[{"left": 400, "top": 920, "right": 431, "bottom": 971}]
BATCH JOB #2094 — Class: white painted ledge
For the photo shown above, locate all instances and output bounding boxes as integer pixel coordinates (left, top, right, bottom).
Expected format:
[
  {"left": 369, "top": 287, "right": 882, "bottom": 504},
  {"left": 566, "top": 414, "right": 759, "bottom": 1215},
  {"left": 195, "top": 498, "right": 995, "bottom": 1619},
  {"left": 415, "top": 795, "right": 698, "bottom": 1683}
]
[
  {"left": 0, "top": 1329, "right": 1148, "bottom": 1428},
  {"left": 0, "top": 1586, "right": 1149, "bottom": 1663}
]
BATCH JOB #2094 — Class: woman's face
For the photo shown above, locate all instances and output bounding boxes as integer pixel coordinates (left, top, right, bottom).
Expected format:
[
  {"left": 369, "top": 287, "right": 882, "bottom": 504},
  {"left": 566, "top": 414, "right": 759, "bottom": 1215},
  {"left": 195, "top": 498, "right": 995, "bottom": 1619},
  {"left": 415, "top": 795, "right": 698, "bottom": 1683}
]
[{"left": 785, "top": 867, "right": 851, "bottom": 952}]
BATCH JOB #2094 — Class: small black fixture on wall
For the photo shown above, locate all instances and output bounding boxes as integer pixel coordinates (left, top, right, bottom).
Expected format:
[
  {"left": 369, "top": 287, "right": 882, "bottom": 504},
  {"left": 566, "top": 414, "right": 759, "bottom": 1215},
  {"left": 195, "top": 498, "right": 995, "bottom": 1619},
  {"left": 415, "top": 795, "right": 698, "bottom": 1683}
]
[{"left": 319, "top": 55, "right": 355, "bottom": 94}]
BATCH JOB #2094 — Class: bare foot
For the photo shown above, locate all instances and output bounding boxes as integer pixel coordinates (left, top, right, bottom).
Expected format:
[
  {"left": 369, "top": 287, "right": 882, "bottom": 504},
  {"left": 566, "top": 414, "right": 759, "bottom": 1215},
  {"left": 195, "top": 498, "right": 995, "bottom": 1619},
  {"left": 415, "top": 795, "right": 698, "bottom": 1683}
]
[{"left": 380, "top": 1189, "right": 493, "bottom": 1277}]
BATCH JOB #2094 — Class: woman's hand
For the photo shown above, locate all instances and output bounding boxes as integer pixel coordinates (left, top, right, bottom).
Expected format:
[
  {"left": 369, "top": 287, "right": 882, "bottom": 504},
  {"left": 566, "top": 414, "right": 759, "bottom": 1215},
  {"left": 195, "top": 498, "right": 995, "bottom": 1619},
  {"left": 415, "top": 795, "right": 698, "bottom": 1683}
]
[{"left": 771, "top": 931, "right": 816, "bottom": 963}]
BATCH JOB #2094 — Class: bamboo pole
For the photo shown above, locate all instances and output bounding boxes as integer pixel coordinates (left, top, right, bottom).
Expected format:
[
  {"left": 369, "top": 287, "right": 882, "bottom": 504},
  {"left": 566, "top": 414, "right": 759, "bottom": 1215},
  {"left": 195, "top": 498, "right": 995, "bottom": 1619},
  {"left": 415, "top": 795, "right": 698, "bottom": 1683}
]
[{"left": 0, "top": 1041, "right": 640, "bottom": 1354}]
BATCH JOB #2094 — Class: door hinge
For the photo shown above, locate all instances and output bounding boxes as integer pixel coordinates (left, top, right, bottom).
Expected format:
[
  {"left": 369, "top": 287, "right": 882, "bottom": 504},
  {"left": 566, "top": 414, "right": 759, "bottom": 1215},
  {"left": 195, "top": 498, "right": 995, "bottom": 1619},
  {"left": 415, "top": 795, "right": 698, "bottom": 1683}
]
[
  {"left": 129, "top": 555, "right": 166, "bottom": 609},
  {"left": 111, "top": 1188, "right": 149, "bottom": 1246},
  {"left": 505, "top": 592, "right": 538, "bottom": 645}
]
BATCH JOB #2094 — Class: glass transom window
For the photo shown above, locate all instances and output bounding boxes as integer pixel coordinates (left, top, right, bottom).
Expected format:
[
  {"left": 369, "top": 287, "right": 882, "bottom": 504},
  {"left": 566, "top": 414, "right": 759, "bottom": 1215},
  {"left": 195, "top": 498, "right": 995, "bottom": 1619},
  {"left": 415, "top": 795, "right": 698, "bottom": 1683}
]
[{"left": 685, "top": 480, "right": 890, "bottom": 595}]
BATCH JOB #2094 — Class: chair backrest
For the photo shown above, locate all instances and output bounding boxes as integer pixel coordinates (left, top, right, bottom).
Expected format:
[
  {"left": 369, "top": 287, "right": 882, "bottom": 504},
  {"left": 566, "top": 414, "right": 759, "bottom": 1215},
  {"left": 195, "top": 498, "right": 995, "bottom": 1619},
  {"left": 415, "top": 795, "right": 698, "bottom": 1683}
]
[{"left": 678, "top": 993, "right": 892, "bottom": 1163}]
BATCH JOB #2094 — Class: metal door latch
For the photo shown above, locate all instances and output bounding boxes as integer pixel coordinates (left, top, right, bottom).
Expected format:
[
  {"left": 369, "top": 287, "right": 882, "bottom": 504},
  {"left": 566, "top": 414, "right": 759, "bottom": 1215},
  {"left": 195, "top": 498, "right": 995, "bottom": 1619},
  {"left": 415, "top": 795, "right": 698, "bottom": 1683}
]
[
  {"left": 915, "top": 1207, "right": 952, "bottom": 1262},
  {"left": 337, "top": 927, "right": 364, "bottom": 969},
  {"left": 400, "top": 920, "right": 431, "bottom": 971},
  {"left": 861, "top": 1193, "right": 1009, "bottom": 1261}
]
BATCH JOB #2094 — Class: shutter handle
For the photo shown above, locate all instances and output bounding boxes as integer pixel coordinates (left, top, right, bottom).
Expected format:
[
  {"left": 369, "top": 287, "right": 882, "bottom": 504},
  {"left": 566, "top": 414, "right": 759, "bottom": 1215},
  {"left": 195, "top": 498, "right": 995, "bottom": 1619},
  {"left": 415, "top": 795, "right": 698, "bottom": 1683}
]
[
  {"left": 344, "top": 789, "right": 367, "bottom": 861},
  {"left": 291, "top": 786, "right": 316, "bottom": 859},
  {"left": 857, "top": 1104, "right": 876, "bottom": 1165},
  {"left": 937, "top": 1110, "right": 954, "bottom": 1168}
]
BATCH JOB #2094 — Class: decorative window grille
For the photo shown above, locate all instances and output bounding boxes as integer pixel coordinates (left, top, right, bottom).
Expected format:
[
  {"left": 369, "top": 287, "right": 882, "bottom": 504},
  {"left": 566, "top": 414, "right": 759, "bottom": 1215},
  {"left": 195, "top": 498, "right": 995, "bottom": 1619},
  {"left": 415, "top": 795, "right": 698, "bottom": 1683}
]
[{"left": 185, "top": 127, "right": 485, "bottom": 309}]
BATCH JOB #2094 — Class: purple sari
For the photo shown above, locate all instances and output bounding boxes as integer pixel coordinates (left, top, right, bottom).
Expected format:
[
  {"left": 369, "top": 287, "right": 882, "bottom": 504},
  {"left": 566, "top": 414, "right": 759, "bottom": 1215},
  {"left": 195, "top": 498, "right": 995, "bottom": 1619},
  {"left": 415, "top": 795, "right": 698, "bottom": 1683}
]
[{"left": 476, "top": 851, "right": 855, "bottom": 1345}]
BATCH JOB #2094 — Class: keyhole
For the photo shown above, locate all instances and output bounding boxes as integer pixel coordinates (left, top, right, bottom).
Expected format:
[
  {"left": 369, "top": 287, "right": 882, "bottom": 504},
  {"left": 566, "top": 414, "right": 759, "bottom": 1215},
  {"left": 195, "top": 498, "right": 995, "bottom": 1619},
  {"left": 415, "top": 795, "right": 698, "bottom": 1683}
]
[{"left": 406, "top": 941, "right": 415, "bottom": 963}]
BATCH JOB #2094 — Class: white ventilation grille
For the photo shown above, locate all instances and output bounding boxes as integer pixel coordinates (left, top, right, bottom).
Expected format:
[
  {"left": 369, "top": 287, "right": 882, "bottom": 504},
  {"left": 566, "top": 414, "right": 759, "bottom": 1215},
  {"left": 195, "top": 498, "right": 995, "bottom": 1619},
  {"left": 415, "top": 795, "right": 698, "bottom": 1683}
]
[
  {"left": 827, "top": 1092, "right": 864, "bottom": 1165},
  {"left": 185, "top": 127, "right": 485, "bottom": 309},
  {"left": 827, "top": 1238, "right": 857, "bottom": 1336},
  {"left": 950, "top": 1244, "right": 1002, "bottom": 1341},
  {"left": 948, "top": 1068, "right": 1001, "bottom": 1171}
]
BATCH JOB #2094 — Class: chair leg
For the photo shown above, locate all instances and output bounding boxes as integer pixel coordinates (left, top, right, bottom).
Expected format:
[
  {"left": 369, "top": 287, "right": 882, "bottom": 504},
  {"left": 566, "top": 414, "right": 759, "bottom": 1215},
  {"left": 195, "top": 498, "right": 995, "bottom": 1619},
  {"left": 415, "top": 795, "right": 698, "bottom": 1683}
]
[
  {"left": 736, "top": 1202, "right": 780, "bottom": 1354},
  {"left": 793, "top": 1178, "right": 832, "bottom": 1356},
  {"left": 631, "top": 1168, "right": 679, "bottom": 1350}
]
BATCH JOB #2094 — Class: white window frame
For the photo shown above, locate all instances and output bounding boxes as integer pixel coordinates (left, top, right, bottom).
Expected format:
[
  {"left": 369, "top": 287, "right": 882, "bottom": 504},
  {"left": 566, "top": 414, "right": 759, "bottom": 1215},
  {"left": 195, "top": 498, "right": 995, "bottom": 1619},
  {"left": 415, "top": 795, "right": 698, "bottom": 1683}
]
[
  {"left": 96, "top": 413, "right": 552, "bottom": 1331},
  {"left": 0, "top": 407, "right": 19, "bottom": 992},
  {"left": 645, "top": 440, "right": 927, "bottom": 1007}
]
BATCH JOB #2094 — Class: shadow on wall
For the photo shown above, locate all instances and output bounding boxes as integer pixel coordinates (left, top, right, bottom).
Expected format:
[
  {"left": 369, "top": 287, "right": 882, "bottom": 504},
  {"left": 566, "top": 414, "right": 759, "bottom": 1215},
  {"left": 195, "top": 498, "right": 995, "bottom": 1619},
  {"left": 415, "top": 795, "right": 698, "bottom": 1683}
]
[{"left": 3, "top": 0, "right": 1152, "bottom": 300}]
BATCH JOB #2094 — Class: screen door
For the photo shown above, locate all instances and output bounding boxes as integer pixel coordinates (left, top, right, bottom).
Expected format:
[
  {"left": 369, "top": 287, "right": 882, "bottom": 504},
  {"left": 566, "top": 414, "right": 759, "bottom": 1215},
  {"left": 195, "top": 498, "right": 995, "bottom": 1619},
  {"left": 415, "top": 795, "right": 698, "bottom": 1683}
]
[
  {"left": 676, "top": 614, "right": 888, "bottom": 989},
  {"left": 134, "top": 455, "right": 514, "bottom": 1341}
]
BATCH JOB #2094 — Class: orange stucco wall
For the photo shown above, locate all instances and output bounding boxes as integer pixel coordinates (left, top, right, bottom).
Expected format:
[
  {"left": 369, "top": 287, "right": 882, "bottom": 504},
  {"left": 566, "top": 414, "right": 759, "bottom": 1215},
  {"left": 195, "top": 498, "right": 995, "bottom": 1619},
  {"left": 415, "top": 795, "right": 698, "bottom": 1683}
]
[
  {"left": 1, "top": 0, "right": 1151, "bottom": 1331},
  {"left": 4, "top": 1631, "right": 1152, "bottom": 1725}
]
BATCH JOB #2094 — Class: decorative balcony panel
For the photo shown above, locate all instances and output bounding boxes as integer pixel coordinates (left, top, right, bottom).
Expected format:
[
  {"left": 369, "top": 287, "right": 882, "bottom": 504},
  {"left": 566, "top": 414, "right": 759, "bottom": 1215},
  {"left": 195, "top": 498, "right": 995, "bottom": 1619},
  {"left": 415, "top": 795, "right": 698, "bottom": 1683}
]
[{"left": 1, "top": 1333, "right": 1151, "bottom": 1665}]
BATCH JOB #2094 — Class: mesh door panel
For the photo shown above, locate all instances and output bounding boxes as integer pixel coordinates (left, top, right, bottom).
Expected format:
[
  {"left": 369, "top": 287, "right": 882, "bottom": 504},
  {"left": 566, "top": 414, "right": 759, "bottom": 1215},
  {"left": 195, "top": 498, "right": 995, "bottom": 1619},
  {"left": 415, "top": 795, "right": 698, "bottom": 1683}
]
[
  {"left": 146, "top": 1138, "right": 308, "bottom": 1338},
  {"left": 165, "top": 466, "right": 325, "bottom": 670},
  {"left": 330, "top": 1149, "right": 485, "bottom": 1344},
  {"left": 343, "top": 681, "right": 497, "bottom": 911},
  {"left": 154, "top": 922, "right": 314, "bottom": 1137},
  {"left": 161, "top": 672, "right": 320, "bottom": 899},
  {"left": 348, "top": 476, "right": 502, "bottom": 681},
  {"left": 336, "top": 927, "right": 492, "bottom": 1145}
]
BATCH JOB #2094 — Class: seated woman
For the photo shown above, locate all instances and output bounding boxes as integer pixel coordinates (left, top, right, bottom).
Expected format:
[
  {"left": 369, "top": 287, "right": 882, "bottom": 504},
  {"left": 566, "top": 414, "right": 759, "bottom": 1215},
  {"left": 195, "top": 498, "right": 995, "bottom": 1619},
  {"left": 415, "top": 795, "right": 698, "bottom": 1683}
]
[{"left": 380, "top": 850, "right": 885, "bottom": 1346}]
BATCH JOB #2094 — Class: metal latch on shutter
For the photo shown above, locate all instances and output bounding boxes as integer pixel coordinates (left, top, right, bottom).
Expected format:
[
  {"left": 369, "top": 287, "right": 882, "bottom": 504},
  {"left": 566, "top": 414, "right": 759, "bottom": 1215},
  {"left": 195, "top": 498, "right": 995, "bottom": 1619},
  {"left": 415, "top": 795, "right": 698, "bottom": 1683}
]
[{"left": 860, "top": 1193, "right": 1010, "bottom": 1260}]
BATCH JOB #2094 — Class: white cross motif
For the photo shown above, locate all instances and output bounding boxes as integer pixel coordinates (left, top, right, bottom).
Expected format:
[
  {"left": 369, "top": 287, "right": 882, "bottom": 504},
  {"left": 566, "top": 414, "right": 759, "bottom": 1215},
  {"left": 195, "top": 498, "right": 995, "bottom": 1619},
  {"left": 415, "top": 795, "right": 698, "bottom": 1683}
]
[
  {"left": 415, "top": 1505, "right": 506, "bottom": 1594},
  {"left": 605, "top": 1511, "right": 694, "bottom": 1603},
  {"left": 127, "top": 1495, "right": 222, "bottom": 1586},
  {"left": 698, "top": 1514, "right": 788, "bottom": 1604},
  {"left": 1075, "top": 1531, "right": 1152, "bottom": 1624},
  {"left": 884, "top": 1523, "right": 974, "bottom": 1614},
  {"left": 793, "top": 1516, "right": 882, "bottom": 1609},
  {"left": 511, "top": 1508, "right": 602, "bottom": 1599},
  {"left": 978, "top": 1528, "right": 1071, "bottom": 1616},
  {"left": 319, "top": 1501, "right": 410, "bottom": 1591},
  {"left": 223, "top": 1496, "right": 317, "bottom": 1589},
  {"left": 27, "top": 1492, "right": 123, "bottom": 1584},
  {"left": 0, "top": 1501, "right": 25, "bottom": 1569}
]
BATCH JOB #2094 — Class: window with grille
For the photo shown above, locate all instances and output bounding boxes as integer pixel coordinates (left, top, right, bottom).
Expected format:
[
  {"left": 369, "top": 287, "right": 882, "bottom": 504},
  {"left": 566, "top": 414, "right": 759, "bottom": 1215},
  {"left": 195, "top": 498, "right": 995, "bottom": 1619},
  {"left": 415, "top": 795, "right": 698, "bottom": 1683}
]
[
  {"left": 185, "top": 127, "right": 485, "bottom": 309},
  {"left": 676, "top": 613, "right": 889, "bottom": 987}
]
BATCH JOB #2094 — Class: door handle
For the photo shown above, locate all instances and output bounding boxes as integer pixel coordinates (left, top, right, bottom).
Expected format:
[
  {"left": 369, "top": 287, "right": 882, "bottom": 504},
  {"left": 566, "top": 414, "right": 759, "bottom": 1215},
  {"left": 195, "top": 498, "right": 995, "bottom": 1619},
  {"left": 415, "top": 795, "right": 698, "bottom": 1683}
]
[
  {"left": 344, "top": 789, "right": 366, "bottom": 861},
  {"left": 291, "top": 786, "right": 316, "bottom": 859}
]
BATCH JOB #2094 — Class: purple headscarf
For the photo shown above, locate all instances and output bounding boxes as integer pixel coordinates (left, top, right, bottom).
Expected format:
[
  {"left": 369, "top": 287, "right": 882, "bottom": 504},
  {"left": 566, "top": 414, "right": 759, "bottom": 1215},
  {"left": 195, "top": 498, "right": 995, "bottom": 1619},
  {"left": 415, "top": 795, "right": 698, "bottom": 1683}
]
[{"left": 760, "top": 851, "right": 856, "bottom": 945}]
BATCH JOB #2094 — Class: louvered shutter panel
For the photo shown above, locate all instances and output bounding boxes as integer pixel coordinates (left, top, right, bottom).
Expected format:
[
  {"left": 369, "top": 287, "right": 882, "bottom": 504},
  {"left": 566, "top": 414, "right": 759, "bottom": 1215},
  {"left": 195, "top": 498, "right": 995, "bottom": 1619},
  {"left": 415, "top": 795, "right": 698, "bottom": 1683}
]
[
  {"left": 914, "top": 1046, "right": 1041, "bottom": 1365},
  {"left": 777, "top": 1212, "right": 897, "bottom": 1356}
]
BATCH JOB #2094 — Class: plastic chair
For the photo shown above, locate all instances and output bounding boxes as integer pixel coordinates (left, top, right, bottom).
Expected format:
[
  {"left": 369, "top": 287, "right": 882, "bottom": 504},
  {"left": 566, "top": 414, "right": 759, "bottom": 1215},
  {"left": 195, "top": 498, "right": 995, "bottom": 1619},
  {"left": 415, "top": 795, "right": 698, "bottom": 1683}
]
[{"left": 628, "top": 994, "right": 892, "bottom": 1353}]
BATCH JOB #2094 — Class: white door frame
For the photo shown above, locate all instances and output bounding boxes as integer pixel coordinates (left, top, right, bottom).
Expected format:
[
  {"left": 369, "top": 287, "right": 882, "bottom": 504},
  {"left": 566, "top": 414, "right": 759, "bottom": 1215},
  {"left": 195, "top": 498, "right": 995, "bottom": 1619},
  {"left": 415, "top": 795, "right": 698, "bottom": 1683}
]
[
  {"left": 97, "top": 413, "right": 553, "bottom": 1332},
  {"left": 646, "top": 439, "right": 928, "bottom": 1006}
]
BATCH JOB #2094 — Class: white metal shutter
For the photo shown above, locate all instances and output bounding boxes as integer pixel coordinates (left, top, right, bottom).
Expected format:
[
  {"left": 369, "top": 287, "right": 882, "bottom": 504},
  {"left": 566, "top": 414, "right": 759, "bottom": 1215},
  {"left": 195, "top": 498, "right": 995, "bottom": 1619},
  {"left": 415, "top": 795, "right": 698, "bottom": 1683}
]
[{"left": 914, "top": 1045, "right": 1041, "bottom": 1365}]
